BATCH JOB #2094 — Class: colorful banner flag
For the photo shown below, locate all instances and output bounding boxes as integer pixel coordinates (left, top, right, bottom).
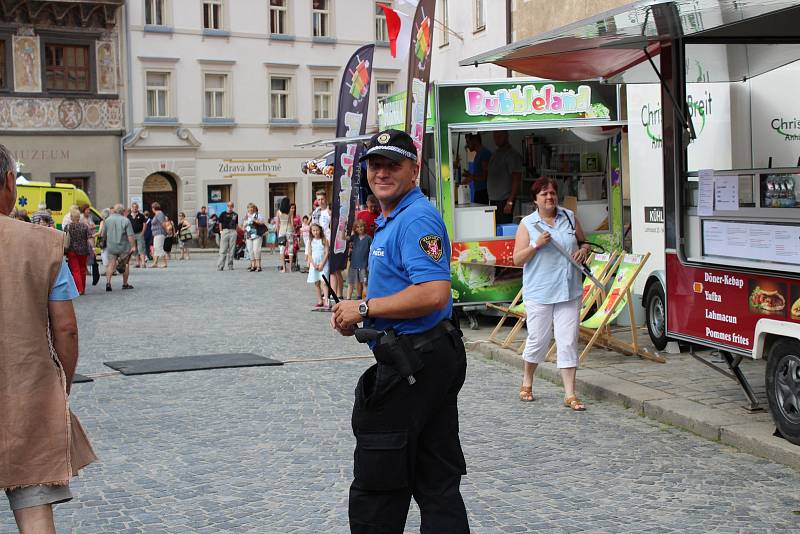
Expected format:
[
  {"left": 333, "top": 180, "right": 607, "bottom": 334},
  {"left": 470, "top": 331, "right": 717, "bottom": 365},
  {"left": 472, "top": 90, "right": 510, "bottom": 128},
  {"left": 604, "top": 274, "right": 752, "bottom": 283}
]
[
  {"left": 404, "top": 0, "right": 435, "bottom": 168},
  {"left": 328, "top": 44, "right": 375, "bottom": 273}
]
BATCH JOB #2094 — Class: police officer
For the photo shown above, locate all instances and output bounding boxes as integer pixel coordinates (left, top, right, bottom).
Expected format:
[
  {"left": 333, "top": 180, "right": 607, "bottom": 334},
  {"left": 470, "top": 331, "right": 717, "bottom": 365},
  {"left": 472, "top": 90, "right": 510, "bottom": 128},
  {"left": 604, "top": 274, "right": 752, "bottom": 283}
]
[{"left": 332, "top": 129, "right": 470, "bottom": 533}]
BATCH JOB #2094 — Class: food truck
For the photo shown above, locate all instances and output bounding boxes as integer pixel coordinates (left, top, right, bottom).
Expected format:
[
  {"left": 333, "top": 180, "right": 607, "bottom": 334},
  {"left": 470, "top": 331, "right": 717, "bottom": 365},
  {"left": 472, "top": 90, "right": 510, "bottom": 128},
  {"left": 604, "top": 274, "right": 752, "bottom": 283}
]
[
  {"left": 460, "top": 0, "right": 800, "bottom": 444},
  {"left": 379, "top": 82, "right": 627, "bottom": 324}
]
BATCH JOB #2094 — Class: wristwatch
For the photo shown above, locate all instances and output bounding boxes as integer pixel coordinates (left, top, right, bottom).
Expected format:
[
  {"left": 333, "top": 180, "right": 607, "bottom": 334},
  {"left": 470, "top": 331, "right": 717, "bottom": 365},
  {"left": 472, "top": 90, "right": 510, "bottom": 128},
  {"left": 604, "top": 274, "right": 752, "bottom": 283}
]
[{"left": 358, "top": 299, "right": 370, "bottom": 319}]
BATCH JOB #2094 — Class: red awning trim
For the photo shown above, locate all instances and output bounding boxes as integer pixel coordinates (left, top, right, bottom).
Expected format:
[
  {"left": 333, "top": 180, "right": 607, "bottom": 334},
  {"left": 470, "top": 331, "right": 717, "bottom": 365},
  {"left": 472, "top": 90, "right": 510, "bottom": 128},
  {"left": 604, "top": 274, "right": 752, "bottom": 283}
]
[{"left": 495, "top": 41, "right": 661, "bottom": 81}]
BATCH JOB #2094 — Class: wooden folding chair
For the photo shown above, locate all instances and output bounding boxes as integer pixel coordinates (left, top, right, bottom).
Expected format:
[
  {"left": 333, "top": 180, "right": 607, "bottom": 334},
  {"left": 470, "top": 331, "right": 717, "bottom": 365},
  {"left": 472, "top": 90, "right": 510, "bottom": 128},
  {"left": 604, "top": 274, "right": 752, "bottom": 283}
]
[
  {"left": 486, "top": 288, "right": 524, "bottom": 347},
  {"left": 577, "top": 252, "right": 664, "bottom": 363}
]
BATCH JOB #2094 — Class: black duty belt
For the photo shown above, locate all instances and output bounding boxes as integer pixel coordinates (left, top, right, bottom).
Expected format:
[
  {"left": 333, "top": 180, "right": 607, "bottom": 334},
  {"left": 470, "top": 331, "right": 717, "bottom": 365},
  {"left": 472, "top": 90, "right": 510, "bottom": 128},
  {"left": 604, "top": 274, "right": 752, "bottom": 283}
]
[
  {"left": 355, "top": 319, "right": 461, "bottom": 385},
  {"left": 403, "top": 319, "right": 459, "bottom": 350}
]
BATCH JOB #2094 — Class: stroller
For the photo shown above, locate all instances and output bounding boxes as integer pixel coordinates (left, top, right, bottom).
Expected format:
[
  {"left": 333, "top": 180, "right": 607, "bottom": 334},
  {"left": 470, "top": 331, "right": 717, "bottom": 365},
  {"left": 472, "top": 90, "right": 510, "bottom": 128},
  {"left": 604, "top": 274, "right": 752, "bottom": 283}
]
[
  {"left": 281, "top": 231, "right": 301, "bottom": 272},
  {"left": 234, "top": 227, "right": 246, "bottom": 260}
]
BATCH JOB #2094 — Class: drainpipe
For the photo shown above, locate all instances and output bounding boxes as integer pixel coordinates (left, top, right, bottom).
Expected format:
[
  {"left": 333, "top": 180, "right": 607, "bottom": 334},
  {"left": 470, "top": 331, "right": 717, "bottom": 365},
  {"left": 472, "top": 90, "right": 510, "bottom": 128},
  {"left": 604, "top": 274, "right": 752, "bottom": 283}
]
[
  {"left": 505, "top": 0, "right": 512, "bottom": 78},
  {"left": 119, "top": 0, "right": 136, "bottom": 205}
]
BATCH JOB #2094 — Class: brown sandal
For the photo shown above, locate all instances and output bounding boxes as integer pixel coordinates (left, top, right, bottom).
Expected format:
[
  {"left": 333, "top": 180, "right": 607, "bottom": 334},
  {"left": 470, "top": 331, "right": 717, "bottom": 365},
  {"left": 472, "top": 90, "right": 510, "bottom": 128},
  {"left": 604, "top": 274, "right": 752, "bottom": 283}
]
[
  {"left": 519, "top": 386, "right": 534, "bottom": 402},
  {"left": 564, "top": 395, "right": 586, "bottom": 411}
]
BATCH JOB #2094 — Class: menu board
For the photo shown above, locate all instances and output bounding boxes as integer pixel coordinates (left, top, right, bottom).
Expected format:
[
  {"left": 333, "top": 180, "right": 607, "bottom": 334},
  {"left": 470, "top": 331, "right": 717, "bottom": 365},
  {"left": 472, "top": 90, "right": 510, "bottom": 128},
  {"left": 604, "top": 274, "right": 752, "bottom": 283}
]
[
  {"left": 666, "top": 254, "right": 800, "bottom": 352},
  {"left": 703, "top": 220, "right": 800, "bottom": 265}
]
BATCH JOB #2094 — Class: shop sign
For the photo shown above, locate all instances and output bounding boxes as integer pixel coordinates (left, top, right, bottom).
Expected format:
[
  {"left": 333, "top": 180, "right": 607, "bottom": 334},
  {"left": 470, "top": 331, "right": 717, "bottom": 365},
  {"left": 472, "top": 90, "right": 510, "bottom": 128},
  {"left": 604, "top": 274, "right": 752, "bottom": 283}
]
[
  {"left": 644, "top": 206, "right": 664, "bottom": 223},
  {"left": 464, "top": 84, "right": 600, "bottom": 118},
  {"left": 438, "top": 81, "right": 618, "bottom": 126},
  {"left": 751, "top": 61, "right": 800, "bottom": 166},
  {"left": 218, "top": 159, "right": 283, "bottom": 178},
  {"left": 770, "top": 117, "right": 800, "bottom": 142},
  {"left": 666, "top": 254, "right": 800, "bottom": 351},
  {"left": 10, "top": 149, "right": 70, "bottom": 161}
]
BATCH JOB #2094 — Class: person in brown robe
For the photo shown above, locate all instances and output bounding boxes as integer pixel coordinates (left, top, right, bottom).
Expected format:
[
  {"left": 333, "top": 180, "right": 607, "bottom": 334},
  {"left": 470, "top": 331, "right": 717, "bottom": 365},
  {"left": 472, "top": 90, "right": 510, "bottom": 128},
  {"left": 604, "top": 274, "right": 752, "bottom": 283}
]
[{"left": 0, "top": 144, "right": 96, "bottom": 533}]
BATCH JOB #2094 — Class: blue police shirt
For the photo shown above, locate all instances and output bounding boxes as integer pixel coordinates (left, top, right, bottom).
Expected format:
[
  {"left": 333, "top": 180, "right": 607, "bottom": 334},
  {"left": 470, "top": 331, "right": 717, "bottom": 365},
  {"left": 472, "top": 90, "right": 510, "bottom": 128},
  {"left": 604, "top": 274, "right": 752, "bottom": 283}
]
[{"left": 367, "top": 187, "right": 452, "bottom": 335}]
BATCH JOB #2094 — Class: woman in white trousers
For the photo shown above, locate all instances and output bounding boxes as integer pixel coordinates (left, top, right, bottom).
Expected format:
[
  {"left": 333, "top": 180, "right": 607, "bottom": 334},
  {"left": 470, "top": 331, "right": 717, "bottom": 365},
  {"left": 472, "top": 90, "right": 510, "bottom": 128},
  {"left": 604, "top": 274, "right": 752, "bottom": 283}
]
[{"left": 512, "top": 177, "right": 592, "bottom": 411}]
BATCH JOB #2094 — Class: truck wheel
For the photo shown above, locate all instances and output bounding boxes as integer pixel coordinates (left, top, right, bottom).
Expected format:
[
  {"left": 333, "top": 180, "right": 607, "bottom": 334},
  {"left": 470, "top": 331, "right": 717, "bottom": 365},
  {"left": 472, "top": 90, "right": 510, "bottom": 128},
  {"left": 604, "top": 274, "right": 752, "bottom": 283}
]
[
  {"left": 645, "top": 283, "right": 667, "bottom": 350},
  {"left": 766, "top": 339, "right": 800, "bottom": 445}
]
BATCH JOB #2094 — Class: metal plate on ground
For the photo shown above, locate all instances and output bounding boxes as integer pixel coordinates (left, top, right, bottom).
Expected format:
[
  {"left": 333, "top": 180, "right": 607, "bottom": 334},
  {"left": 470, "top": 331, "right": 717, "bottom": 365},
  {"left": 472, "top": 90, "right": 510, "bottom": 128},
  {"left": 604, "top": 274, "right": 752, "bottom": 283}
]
[
  {"left": 72, "top": 373, "right": 94, "bottom": 383},
  {"left": 104, "top": 353, "right": 283, "bottom": 376}
]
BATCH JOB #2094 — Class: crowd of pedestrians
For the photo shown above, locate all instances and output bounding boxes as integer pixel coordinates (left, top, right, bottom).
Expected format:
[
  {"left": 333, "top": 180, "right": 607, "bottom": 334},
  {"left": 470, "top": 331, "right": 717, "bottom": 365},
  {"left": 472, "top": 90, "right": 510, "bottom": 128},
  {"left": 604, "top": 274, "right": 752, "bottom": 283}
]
[{"left": 8, "top": 176, "right": 380, "bottom": 308}]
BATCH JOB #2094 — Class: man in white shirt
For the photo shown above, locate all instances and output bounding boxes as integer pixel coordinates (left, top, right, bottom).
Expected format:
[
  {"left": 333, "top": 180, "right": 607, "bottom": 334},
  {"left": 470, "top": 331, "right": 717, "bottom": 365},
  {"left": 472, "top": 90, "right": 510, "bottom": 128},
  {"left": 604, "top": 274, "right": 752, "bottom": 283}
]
[{"left": 312, "top": 189, "right": 332, "bottom": 241}]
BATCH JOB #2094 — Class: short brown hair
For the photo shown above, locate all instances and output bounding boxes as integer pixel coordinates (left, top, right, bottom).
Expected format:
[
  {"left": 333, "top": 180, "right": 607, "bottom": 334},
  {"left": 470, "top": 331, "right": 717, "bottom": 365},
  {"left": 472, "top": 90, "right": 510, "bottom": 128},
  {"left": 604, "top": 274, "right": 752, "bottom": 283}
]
[
  {"left": 151, "top": 201, "right": 161, "bottom": 211},
  {"left": 315, "top": 189, "right": 327, "bottom": 197},
  {"left": 530, "top": 176, "right": 558, "bottom": 199}
]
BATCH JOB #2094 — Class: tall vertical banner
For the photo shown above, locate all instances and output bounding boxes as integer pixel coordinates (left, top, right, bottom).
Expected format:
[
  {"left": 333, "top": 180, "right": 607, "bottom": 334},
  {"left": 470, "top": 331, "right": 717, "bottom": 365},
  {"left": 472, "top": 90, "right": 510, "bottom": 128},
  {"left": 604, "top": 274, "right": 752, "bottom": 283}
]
[
  {"left": 404, "top": 0, "right": 435, "bottom": 166},
  {"left": 329, "top": 44, "right": 375, "bottom": 272}
]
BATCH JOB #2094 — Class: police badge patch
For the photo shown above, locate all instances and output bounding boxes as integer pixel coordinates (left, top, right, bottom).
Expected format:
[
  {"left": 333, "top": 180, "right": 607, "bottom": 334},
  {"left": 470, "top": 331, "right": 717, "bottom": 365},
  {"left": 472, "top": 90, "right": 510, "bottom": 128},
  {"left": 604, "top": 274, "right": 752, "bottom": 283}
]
[{"left": 419, "top": 235, "right": 443, "bottom": 261}]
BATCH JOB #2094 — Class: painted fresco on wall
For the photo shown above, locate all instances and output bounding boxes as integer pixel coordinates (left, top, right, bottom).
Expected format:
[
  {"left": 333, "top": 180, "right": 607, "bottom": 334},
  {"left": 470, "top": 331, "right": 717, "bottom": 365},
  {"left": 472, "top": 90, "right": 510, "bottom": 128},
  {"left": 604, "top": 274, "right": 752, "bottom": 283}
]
[
  {"left": 13, "top": 35, "right": 41, "bottom": 93},
  {"left": 96, "top": 41, "right": 117, "bottom": 94},
  {"left": 0, "top": 97, "right": 123, "bottom": 130}
]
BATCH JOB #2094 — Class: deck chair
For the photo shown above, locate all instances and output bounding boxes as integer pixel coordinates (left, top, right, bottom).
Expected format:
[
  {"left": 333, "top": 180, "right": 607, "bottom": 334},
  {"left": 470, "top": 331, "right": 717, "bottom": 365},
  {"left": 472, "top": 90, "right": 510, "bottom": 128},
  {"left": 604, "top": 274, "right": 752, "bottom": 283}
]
[
  {"left": 576, "top": 252, "right": 664, "bottom": 363},
  {"left": 544, "top": 252, "right": 622, "bottom": 361},
  {"left": 487, "top": 289, "right": 525, "bottom": 348},
  {"left": 493, "top": 252, "right": 621, "bottom": 355}
]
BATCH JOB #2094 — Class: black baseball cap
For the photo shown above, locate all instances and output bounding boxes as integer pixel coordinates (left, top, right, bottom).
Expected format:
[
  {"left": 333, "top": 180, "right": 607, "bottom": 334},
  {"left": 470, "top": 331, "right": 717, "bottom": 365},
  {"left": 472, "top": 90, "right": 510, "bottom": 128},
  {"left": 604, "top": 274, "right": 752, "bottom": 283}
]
[{"left": 359, "top": 129, "right": 417, "bottom": 163}]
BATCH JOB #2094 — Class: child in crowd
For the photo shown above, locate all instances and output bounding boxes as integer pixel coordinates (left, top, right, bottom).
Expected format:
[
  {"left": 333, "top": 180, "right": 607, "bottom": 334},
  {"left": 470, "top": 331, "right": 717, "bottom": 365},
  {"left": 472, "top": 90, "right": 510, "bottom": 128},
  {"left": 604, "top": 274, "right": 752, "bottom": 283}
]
[
  {"left": 347, "top": 219, "right": 372, "bottom": 300},
  {"left": 306, "top": 223, "right": 330, "bottom": 308},
  {"left": 300, "top": 215, "right": 311, "bottom": 272},
  {"left": 266, "top": 217, "right": 278, "bottom": 254}
]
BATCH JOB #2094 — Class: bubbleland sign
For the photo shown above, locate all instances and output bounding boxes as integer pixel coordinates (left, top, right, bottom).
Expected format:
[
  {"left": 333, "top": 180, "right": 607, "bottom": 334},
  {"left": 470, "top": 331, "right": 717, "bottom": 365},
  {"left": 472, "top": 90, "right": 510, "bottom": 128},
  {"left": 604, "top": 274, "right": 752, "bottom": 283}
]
[{"left": 464, "top": 84, "right": 593, "bottom": 117}]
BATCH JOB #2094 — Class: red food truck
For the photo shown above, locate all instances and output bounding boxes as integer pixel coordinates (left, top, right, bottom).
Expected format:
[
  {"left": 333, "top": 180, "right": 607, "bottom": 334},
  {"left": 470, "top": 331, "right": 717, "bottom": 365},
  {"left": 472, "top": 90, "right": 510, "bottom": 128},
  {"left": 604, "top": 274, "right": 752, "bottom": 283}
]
[{"left": 461, "top": 0, "right": 800, "bottom": 444}]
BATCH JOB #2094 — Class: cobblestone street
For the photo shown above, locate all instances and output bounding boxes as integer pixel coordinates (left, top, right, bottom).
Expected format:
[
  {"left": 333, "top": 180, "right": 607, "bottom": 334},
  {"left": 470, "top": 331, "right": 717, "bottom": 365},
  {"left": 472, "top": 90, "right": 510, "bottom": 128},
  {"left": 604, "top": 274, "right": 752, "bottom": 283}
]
[{"left": 3, "top": 255, "right": 800, "bottom": 533}]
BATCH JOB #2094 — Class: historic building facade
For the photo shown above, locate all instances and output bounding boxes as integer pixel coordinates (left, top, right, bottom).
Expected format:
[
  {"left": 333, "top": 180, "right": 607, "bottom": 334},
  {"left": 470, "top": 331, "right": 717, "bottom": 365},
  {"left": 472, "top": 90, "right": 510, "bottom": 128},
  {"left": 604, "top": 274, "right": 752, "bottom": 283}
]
[
  {"left": 511, "top": 0, "right": 629, "bottom": 41},
  {"left": 124, "top": 0, "right": 405, "bottom": 222},
  {"left": 431, "top": 0, "right": 508, "bottom": 82},
  {"left": 0, "top": 0, "right": 125, "bottom": 208}
]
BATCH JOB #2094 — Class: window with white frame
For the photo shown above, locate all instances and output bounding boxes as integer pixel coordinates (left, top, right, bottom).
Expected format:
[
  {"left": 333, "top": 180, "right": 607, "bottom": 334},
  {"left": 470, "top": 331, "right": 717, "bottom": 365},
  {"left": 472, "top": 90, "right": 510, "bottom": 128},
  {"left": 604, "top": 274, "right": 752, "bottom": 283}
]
[
  {"left": 145, "top": 0, "right": 166, "bottom": 25},
  {"left": 270, "top": 0, "right": 288, "bottom": 34},
  {"left": 439, "top": 0, "right": 449, "bottom": 46},
  {"left": 376, "top": 80, "right": 393, "bottom": 101},
  {"left": 203, "top": 0, "right": 223, "bottom": 30},
  {"left": 375, "top": 2, "right": 389, "bottom": 42},
  {"left": 473, "top": 0, "right": 485, "bottom": 32},
  {"left": 312, "top": 0, "right": 330, "bottom": 38},
  {"left": 145, "top": 71, "right": 170, "bottom": 118},
  {"left": 313, "top": 78, "right": 333, "bottom": 120},
  {"left": 204, "top": 73, "right": 227, "bottom": 118},
  {"left": 270, "top": 76, "right": 292, "bottom": 119}
]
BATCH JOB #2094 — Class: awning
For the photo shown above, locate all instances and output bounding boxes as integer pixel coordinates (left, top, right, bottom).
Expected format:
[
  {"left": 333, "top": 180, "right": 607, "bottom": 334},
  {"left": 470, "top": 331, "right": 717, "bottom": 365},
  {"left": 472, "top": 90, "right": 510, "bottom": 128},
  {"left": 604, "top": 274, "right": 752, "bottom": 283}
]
[{"left": 460, "top": 0, "right": 800, "bottom": 82}]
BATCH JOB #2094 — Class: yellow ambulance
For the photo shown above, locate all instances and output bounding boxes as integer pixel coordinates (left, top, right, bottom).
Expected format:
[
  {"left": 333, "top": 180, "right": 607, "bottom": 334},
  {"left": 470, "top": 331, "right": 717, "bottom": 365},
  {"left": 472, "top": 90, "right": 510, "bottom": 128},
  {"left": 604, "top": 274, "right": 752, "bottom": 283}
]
[{"left": 15, "top": 181, "right": 102, "bottom": 229}]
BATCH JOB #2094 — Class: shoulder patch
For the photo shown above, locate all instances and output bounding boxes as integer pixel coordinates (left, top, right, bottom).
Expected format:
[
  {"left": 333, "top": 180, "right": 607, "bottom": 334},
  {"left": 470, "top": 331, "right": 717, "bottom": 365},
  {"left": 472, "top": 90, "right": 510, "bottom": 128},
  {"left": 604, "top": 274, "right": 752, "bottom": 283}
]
[{"left": 419, "top": 234, "right": 443, "bottom": 261}]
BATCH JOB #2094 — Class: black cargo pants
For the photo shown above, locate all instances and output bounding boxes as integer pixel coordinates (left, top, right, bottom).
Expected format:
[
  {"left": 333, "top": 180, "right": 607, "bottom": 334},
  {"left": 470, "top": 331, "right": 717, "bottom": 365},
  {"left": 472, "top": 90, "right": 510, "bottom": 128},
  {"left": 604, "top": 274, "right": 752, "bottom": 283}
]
[{"left": 349, "top": 328, "right": 469, "bottom": 534}]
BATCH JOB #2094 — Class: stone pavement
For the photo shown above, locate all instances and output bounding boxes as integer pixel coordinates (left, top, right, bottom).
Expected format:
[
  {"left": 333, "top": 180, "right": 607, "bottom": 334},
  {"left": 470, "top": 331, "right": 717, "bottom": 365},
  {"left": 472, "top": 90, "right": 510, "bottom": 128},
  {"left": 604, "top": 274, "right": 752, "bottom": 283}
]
[
  {"left": 464, "top": 315, "right": 800, "bottom": 470},
  {"left": 3, "top": 255, "right": 800, "bottom": 533}
]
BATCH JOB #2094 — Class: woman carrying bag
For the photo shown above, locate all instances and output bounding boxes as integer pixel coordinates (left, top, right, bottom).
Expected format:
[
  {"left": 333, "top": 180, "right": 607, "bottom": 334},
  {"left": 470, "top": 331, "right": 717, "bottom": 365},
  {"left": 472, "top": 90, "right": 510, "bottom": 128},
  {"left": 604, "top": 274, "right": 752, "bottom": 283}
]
[
  {"left": 177, "top": 212, "right": 193, "bottom": 261},
  {"left": 512, "top": 176, "right": 592, "bottom": 411},
  {"left": 243, "top": 203, "right": 266, "bottom": 272}
]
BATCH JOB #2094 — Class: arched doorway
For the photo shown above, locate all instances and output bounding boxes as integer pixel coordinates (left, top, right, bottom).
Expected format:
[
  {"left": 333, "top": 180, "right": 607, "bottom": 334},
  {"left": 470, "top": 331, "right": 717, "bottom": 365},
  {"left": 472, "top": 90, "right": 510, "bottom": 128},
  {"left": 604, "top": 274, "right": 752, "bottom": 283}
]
[{"left": 142, "top": 172, "right": 178, "bottom": 223}]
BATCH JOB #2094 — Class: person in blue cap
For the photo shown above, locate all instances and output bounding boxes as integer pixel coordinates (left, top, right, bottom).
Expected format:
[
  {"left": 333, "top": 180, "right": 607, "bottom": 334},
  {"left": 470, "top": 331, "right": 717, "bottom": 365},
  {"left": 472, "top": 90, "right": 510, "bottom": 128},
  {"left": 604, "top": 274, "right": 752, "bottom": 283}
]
[{"left": 332, "top": 129, "right": 470, "bottom": 533}]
